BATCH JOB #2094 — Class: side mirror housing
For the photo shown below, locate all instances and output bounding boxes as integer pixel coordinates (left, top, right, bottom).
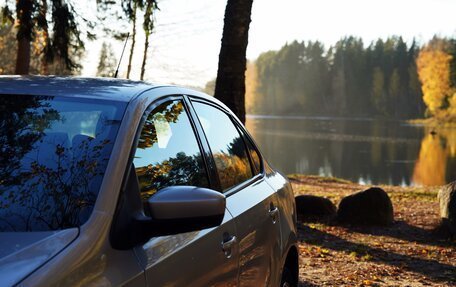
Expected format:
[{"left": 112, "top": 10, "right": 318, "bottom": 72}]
[
  {"left": 148, "top": 186, "right": 225, "bottom": 220},
  {"left": 143, "top": 186, "right": 226, "bottom": 235}
]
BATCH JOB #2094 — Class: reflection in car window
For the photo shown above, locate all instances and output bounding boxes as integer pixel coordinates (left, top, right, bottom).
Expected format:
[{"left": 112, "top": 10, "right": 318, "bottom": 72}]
[
  {"left": 134, "top": 100, "right": 209, "bottom": 201},
  {"left": 244, "top": 136, "right": 262, "bottom": 174},
  {"left": 0, "top": 95, "right": 125, "bottom": 231},
  {"left": 192, "top": 102, "right": 252, "bottom": 191}
]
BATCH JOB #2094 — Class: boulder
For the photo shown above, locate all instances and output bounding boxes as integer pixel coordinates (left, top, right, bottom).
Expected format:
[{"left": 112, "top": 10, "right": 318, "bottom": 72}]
[
  {"left": 438, "top": 181, "right": 456, "bottom": 236},
  {"left": 295, "top": 195, "right": 337, "bottom": 221},
  {"left": 337, "top": 187, "right": 394, "bottom": 226}
]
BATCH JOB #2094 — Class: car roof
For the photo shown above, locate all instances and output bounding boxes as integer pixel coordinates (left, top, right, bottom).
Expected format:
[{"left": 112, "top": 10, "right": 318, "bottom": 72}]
[{"left": 0, "top": 76, "right": 160, "bottom": 102}]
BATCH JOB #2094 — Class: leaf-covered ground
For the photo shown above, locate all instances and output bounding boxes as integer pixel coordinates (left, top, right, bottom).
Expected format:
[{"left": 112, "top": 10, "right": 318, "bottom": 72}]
[{"left": 289, "top": 174, "right": 456, "bottom": 287}]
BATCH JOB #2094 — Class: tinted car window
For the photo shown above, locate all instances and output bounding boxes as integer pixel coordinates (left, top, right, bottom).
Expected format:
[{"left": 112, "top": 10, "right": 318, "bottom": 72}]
[
  {"left": 0, "top": 95, "right": 125, "bottom": 231},
  {"left": 133, "top": 100, "right": 209, "bottom": 200},
  {"left": 244, "top": 135, "right": 262, "bottom": 174},
  {"left": 192, "top": 102, "right": 252, "bottom": 191}
]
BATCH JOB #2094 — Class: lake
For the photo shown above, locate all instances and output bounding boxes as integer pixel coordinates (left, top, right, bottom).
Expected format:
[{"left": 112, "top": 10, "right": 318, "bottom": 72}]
[{"left": 245, "top": 115, "right": 456, "bottom": 186}]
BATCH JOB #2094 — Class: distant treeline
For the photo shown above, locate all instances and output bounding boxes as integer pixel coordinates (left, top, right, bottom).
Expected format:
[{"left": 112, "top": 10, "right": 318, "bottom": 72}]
[{"left": 245, "top": 36, "right": 456, "bottom": 119}]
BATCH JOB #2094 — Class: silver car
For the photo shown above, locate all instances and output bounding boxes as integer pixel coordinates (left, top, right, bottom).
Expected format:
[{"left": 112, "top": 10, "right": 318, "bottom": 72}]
[{"left": 0, "top": 76, "right": 298, "bottom": 287}]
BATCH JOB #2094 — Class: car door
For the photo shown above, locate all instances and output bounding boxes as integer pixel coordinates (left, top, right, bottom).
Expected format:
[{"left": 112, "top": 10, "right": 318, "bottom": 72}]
[
  {"left": 190, "top": 100, "right": 282, "bottom": 286},
  {"left": 130, "top": 97, "right": 239, "bottom": 286}
]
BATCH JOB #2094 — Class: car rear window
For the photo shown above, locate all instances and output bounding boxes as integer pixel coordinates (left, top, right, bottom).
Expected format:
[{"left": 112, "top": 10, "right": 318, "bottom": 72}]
[{"left": 0, "top": 95, "right": 126, "bottom": 231}]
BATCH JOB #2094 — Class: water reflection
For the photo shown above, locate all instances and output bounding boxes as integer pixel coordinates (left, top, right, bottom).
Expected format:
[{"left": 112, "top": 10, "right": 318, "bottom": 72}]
[
  {"left": 413, "top": 129, "right": 456, "bottom": 186},
  {"left": 246, "top": 116, "right": 456, "bottom": 186}
]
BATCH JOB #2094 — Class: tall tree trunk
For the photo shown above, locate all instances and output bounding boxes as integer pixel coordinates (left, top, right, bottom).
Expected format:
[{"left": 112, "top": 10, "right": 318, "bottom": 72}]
[
  {"left": 15, "top": 0, "right": 34, "bottom": 75},
  {"left": 141, "top": 0, "right": 156, "bottom": 81},
  {"left": 140, "top": 31, "right": 149, "bottom": 81},
  {"left": 16, "top": 37, "right": 31, "bottom": 74},
  {"left": 126, "top": 1, "right": 137, "bottom": 79},
  {"left": 40, "top": 0, "right": 49, "bottom": 75},
  {"left": 214, "top": 0, "right": 254, "bottom": 124}
]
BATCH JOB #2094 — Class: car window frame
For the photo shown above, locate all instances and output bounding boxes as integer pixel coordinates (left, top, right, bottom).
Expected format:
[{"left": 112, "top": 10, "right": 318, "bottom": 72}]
[
  {"left": 185, "top": 96, "right": 265, "bottom": 197},
  {"left": 132, "top": 95, "right": 216, "bottom": 193}
]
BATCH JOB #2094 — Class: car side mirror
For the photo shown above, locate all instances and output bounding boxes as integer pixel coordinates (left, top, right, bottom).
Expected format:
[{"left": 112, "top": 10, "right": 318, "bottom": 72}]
[
  {"left": 111, "top": 164, "right": 226, "bottom": 250},
  {"left": 134, "top": 186, "right": 226, "bottom": 238}
]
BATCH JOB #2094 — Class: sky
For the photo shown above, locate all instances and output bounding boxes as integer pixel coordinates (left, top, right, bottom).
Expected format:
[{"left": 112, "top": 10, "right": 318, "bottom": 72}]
[{"left": 82, "top": 0, "right": 456, "bottom": 88}]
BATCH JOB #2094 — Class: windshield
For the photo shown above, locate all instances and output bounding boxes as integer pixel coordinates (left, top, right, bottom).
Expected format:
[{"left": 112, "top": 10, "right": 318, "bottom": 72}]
[{"left": 0, "top": 95, "right": 126, "bottom": 231}]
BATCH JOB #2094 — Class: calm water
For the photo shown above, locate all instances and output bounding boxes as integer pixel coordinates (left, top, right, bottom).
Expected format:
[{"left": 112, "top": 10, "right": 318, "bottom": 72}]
[{"left": 245, "top": 116, "right": 456, "bottom": 186}]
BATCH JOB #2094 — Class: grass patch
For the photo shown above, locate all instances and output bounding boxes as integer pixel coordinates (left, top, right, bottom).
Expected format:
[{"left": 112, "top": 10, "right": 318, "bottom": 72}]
[
  {"left": 288, "top": 174, "right": 353, "bottom": 184},
  {"left": 388, "top": 190, "right": 438, "bottom": 202}
]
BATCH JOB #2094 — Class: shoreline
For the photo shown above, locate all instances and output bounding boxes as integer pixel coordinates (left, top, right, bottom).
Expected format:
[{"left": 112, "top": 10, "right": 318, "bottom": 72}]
[{"left": 408, "top": 117, "right": 456, "bottom": 128}]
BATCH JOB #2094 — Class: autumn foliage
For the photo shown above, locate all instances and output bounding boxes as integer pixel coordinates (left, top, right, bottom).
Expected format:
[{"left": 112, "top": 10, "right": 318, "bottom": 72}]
[{"left": 416, "top": 39, "right": 454, "bottom": 116}]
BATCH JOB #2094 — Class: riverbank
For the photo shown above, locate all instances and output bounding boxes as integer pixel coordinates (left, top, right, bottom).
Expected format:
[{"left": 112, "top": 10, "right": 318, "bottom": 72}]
[
  {"left": 409, "top": 113, "right": 456, "bottom": 128},
  {"left": 289, "top": 174, "right": 455, "bottom": 286}
]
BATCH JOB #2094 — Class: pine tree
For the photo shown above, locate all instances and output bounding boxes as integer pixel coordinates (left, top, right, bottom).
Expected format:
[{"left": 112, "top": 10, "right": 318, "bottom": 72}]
[
  {"left": 96, "top": 42, "right": 117, "bottom": 77},
  {"left": 5, "top": 0, "right": 87, "bottom": 75}
]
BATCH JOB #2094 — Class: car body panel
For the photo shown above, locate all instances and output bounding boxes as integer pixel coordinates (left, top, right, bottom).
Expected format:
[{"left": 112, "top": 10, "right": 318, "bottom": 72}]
[
  {"left": 0, "top": 76, "right": 153, "bottom": 102},
  {"left": 264, "top": 167, "right": 298, "bottom": 277},
  {"left": 225, "top": 178, "right": 282, "bottom": 287},
  {"left": 20, "top": 211, "right": 145, "bottom": 286},
  {"left": 0, "top": 229, "right": 78, "bottom": 286},
  {"left": 135, "top": 208, "right": 238, "bottom": 286}
]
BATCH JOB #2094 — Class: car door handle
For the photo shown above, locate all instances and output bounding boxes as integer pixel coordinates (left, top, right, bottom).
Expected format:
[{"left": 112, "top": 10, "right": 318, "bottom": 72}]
[
  {"left": 221, "top": 235, "right": 237, "bottom": 258},
  {"left": 269, "top": 206, "right": 279, "bottom": 223},
  {"left": 222, "top": 235, "right": 237, "bottom": 250},
  {"left": 269, "top": 206, "right": 279, "bottom": 216}
]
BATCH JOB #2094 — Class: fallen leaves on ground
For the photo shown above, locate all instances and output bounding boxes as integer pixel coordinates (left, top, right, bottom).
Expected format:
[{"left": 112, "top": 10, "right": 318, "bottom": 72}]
[{"left": 291, "top": 175, "right": 456, "bottom": 287}]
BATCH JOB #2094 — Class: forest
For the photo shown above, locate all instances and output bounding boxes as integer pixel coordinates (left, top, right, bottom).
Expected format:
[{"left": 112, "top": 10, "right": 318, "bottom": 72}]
[
  {"left": 2, "top": 1, "right": 456, "bottom": 123},
  {"left": 242, "top": 36, "right": 456, "bottom": 121},
  {"left": 0, "top": 0, "right": 157, "bottom": 78}
]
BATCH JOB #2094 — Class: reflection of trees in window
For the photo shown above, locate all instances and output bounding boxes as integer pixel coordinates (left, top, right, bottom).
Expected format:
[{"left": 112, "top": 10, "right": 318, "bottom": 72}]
[
  {"left": 0, "top": 96, "right": 60, "bottom": 187},
  {"left": 0, "top": 136, "right": 111, "bottom": 231},
  {"left": 214, "top": 152, "right": 251, "bottom": 191},
  {"left": 247, "top": 144, "right": 261, "bottom": 174},
  {"left": 0, "top": 97, "right": 117, "bottom": 231},
  {"left": 215, "top": 136, "right": 252, "bottom": 191},
  {"left": 227, "top": 135, "right": 249, "bottom": 159},
  {"left": 136, "top": 152, "right": 208, "bottom": 200},
  {"left": 242, "top": 135, "right": 261, "bottom": 174},
  {"left": 138, "top": 101, "right": 184, "bottom": 149}
]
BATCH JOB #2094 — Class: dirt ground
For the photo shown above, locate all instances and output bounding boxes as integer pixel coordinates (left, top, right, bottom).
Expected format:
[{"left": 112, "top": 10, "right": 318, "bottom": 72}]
[{"left": 289, "top": 175, "right": 456, "bottom": 287}]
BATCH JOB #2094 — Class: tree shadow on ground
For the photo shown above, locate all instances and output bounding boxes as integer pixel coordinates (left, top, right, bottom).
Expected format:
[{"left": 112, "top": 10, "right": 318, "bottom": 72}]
[
  {"left": 343, "top": 220, "right": 455, "bottom": 248},
  {"left": 298, "top": 280, "right": 319, "bottom": 287},
  {"left": 298, "top": 224, "right": 456, "bottom": 284}
]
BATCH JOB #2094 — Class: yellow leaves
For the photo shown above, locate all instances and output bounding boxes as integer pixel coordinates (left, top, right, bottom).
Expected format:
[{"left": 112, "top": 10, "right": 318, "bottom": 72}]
[
  {"left": 416, "top": 43, "right": 452, "bottom": 115},
  {"left": 213, "top": 153, "right": 251, "bottom": 190},
  {"left": 316, "top": 247, "right": 331, "bottom": 257}
]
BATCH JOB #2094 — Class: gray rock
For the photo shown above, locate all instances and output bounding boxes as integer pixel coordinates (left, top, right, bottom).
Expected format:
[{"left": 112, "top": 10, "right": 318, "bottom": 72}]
[
  {"left": 337, "top": 187, "right": 394, "bottom": 226},
  {"left": 295, "top": 195, "right": 337, "bottom": 221},
  {"left": 438, "top": 181, "right": 456, "bottom": 236}
]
